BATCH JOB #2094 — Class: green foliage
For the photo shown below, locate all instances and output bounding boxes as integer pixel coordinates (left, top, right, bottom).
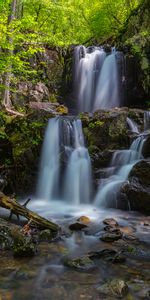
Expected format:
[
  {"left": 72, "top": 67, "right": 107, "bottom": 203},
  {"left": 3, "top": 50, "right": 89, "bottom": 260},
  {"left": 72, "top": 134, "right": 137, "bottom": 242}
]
[
  {"left": 89, "top": 120, "right": 104, "bottom": 128},
  {"left": 0, "top": 0, "right": 142, "bottom": 101}
]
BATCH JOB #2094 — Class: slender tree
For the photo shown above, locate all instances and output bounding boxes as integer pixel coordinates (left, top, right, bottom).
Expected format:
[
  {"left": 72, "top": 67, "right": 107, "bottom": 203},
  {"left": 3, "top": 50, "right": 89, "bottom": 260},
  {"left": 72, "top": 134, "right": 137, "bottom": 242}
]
[{"left": 3, "top": 0, "right": 18, "bottom": 108}]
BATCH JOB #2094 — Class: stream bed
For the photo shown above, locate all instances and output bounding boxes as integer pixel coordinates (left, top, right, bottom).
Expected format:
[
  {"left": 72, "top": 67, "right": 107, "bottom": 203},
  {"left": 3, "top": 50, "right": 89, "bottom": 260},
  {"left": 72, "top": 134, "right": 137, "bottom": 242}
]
[{"left": 0, "top": 204, "right": 150, "bottom": 300}]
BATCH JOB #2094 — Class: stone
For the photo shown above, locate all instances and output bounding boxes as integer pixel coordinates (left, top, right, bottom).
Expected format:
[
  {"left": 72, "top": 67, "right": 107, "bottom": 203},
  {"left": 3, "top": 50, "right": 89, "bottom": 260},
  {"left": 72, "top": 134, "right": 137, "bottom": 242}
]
[
  {"left": 77, "top": 216, "right": 91, "bottom": 224},
  {"left": 12, "top": 229, "right": 37, "bottom": 257},
  {"left": 97, "top": 279, "right": 128, "bottom": 298},
  {"left": 69, "top": 223, "right": 88, "bottom": 231},
  {"left": 103, "top": 218, "right": 119, "bottom": 227},
  {"left": 100, "top": 232, "right": 122, "bottom": 242},
  {"left": 39, "top": 229, "right": 53, "bottom": 241},
  {"left": 88, "top": 249, "right": 126, "bottom": 263},
  {"left": 121, "top": 159, "right": 150, "bottom": 214},
  {"left": 64, "top": 256, "right": 95, "bottom": 270}
]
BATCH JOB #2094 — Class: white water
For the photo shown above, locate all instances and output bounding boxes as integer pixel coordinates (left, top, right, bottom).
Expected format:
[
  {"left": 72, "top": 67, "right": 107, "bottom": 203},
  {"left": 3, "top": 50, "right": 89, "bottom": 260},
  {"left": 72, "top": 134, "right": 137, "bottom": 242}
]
[
  {"left": 127, "top": 117, "right": 139, "bottom": 134},
  {"left": 94, "top": 135, "right": 146, "bottom": 207},
  {"left": 63, "top": 119, "right": 92, "bottom": 204},
  {"left": 144, "top": 111, "right": 150, "bottom": 131},
  {"left": 36, "top": 118, "right": 60, "bottom": 200},
  {"left": 93, "top": 50, "right": 120, "bottom": 110},
  {"left": 36, "top": 117, "right": 92, "bottom": 204},
  {"left": 74, "top": 46, "right": 121, "bottom": 112}
]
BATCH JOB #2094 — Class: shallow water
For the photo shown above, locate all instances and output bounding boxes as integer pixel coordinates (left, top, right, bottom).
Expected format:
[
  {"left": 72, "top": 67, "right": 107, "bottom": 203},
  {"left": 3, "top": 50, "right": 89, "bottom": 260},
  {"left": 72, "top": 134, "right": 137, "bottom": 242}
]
[{"left": 0, "top": 203, "right": 150, "bottom": 300}]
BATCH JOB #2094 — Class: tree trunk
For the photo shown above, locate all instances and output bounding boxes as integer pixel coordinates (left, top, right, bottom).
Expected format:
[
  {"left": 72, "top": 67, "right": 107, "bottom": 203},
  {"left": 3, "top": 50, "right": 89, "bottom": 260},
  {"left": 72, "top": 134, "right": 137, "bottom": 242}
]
[
  {"left": 0, "top": 192, "right": 59, "bottom": 232},
  {"left": 2, "top": 0, "right": 18, "bottom": 108}
]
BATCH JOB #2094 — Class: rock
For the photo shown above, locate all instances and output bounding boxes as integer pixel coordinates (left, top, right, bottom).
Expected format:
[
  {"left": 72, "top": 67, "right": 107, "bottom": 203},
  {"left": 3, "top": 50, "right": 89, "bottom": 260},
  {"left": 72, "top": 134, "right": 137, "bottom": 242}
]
[
  {"left": 64, "top": 256, "right": 95, "bottom": 270},
  {"left": 69, "top": 223, "right": 88, "bottom": 231},
  {"left": 77, "top": 216, "right": 91, "bottom": 224},
  {"left": 88, "top": 249, "right": 126, "bottom": 263},
  {"left": 29, "top": 102, "right": 68, "bottom": 115},
  {"left": 84, "top": 109, "right": 129, "bottom": 154},
  {"left": 0, "top": 218, "right": 22, "bottom": 250},
  {"left": 121, "top": 160, "right": 150, "bottom": 214},
  {"left": 12, "top": 229, "right": 37, "bottom": 257},
  {"left": 103, "top": 218, "right": 119, "bottom": 227},
  {"left": 142, "top": 134, "right": 150, "bottom": 158},
  {"left": 100, "top": 232, "right": 122, "bottom": 242},
  {"left": 29, "top": 82, "right": 50, "bottom": 102},
  {"left": 39, "top": 229, "right": 53, "bottom": 241},
  {"left": 0, "top": 223, "right": 13, "bottom": 250},
  {"left": 97, "top": 279, "right": 128, "bottom": 298}
]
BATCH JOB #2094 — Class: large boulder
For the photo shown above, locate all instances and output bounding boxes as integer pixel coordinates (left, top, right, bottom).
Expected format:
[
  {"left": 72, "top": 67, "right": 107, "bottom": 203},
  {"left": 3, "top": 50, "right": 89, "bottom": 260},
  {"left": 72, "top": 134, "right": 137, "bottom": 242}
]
[
  {"left": 142, "top": 134, "right": 150, "bottom": 158},
  {"left": 122, "top": 160, "right": 150, "bottom": 214},
  {"left": 83, "top": 109, "right": 129, "bottom": 153}
]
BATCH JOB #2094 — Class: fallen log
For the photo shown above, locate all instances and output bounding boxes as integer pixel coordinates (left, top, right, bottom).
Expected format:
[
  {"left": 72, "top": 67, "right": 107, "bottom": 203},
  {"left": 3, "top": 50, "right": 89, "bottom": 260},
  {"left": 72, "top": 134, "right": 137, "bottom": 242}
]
[{"left": 0, "top": 192, "right": 59, "bottom": 232}]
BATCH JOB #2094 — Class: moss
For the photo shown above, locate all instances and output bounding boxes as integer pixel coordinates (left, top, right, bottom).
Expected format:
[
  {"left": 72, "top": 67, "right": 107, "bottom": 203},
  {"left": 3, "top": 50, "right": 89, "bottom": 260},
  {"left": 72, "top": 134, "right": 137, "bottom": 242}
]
[
  {"left": 88, "top": 120, "right": 104, "bottom": 129},
  {"left": 56, "top": 105, "right": 68, "bottom": 115}
]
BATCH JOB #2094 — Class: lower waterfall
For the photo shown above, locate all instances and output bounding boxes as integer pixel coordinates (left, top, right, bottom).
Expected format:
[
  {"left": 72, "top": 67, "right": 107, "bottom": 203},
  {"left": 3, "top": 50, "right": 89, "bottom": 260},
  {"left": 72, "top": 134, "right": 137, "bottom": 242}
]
[
  {"left": 94, "top": 134, "right": 146, "bottom": 207},
  {"left": 36, "top": 117, "right": 92, "bottom": 204}
]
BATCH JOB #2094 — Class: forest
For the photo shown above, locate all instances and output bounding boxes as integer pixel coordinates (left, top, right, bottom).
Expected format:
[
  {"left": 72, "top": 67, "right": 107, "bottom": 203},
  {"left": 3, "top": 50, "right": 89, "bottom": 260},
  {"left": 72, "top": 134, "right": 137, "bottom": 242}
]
[{"left": 0, "top": 0, "right": 150, "bottom": 300}]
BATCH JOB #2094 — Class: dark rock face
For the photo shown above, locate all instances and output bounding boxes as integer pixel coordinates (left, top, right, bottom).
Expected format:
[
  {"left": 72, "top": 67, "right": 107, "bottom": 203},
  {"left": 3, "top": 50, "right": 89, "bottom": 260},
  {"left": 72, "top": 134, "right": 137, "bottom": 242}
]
[
  {"left": 122, "top": 160, "right": 150, "bottom": 214},
  {"left": 11, "top": 48, "right": 65, "bottom": 107},
  {"left": 0, "top": 106, "right": 68, "bottom": 195},
  {"left": 142, "top": 134, "right": 150, "bottom": 158},
  {"left": 118, "top": 0, "right": 150, "bottom": 106}
]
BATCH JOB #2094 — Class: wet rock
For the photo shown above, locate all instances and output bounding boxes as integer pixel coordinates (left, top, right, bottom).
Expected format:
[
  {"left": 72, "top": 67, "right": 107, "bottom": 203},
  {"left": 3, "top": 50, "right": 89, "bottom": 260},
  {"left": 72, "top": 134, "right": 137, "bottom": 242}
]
[
  {"left": 64, "top": 256, "right": 95, "bottom": 270},
  {"left": 100, "top": 232, "right": 122, "bottom": 242},
  {"left": 0, "top": 225, "right": 13, "bottom": 250},
  {"left": 39, "top": 229, "right": 53, "bottom": 241},
  {"left": 122, "top": 159, "right": 150, "bottom": 214},
  {"left": 0, "top": 218, "right": 20, "bottom": 250},
  {"left": 97, "top": 279, "right": 128, "bottom": 298},
  {"left": 104, "top": 226, "right": 121, "bottom": 234},
  {"left": 88, "top": 249, "right": 126, "bottom": 263},
  {"left": 69, "top": 223, "right": 88, "bottom": 231},
  {"left": 103, "top": 218, "right": 119, "bottom": 227},
  {"left": 84, "top": 109, "right": 129, "bottom": 155},
  {"left": 77, "top": 216, "right": 91, "bottom": 224},
  {"left": 142, "top": 134, "right": 150, "bottom": 158},
  {"left": 12, "top": 229, "right": 37, "bottom": 257}
]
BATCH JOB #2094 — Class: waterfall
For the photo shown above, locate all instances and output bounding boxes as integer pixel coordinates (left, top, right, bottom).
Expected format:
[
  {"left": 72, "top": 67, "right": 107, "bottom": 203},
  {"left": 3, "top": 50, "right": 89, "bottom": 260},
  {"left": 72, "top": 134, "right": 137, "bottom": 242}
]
[
  {"left": 94, "top": 135, "right": 146, "bottom": 207},
  {"left": 144, "top": 111, "right": 150, "bottom": 131},
  {"left": 74, "top": 46, "right": 122, "bottom": 112},
  {"left": 93, "top": 50, "right": 120, "bottom": 110},
  {"left": 127, "top": 117, "right": 139, "bottom": 134},
  {"left": 36, "top": 118, "right": 60, "bottom": 201},
  {"left": 63, "top": 119, "right": 92, "bottom": 204},
  {"left": 36, "top": 117, "right": 92, "bottom": 204}
]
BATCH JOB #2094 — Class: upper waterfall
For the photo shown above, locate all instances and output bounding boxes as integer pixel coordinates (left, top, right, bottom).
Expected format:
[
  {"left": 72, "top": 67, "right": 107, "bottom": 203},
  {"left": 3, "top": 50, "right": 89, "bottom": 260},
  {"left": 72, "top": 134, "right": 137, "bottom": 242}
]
[{"left": 73, "top": 45, "right": 123, "bottom": 113}]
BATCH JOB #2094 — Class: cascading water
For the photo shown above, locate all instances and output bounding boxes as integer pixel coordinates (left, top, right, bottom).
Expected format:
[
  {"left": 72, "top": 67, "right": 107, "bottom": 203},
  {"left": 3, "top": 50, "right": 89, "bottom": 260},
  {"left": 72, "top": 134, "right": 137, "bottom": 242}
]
[
  {"left": 36, "top": 118, "right": 60, "bottom": 201},
  {"left": 63, "top": 119, "right": 92, "bottom": 205},
  {"left": 36, "top": 117, "right": 92, "bottom": 205},
  {"left": 74, "top": 45, "right": 122, "bottom": 112},
  {"left": 127, "top": 117, "right": 139, "bottom": 134},
  {"left": 94, "top": 135, "right": 146, "bottom": 207},
  {"left": 144, "top": 111, "right": 150, "bottom": 131}
]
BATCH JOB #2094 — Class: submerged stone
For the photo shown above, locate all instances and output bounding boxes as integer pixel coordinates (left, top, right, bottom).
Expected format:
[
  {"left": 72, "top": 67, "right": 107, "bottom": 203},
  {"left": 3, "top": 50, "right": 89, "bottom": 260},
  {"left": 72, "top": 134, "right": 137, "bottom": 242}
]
[
  {"left": 97, "top": 279, "right": 128, "bottom": 298},
  {"left": 64, "top": 256, "right": 95, "bottom": 270},
  {"left": 100, "top": 232, "right": 122, "bottom": 242},
  {"left": 88, "top": 248, "right": 126, "bottom": 263}
]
